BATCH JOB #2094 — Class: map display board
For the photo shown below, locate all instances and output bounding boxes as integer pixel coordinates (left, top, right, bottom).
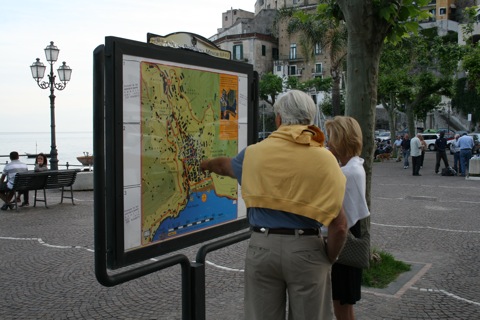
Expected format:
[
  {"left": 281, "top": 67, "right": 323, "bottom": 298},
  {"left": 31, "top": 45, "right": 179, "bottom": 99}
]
[{"left": 101, "top": 37, "right": 255, "bottom": 268}]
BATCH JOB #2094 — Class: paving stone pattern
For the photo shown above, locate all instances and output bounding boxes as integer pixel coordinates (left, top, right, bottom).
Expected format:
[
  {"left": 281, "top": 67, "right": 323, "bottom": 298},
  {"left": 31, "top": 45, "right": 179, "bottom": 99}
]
[{"left": 1, "top": 151, "right": 479, "bottom": 319}]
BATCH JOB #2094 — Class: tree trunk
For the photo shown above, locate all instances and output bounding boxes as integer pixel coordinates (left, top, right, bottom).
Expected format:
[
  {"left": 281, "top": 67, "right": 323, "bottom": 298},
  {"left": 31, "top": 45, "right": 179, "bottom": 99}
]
[
  {"left": 332, "top": 75, "right": 342, "bottom": 116},
  {"left": 406, "top": 103, "right": 416, "bottom": 137},
  {"left": 337, "top": 0, "right": 386, "bottom": 208}
]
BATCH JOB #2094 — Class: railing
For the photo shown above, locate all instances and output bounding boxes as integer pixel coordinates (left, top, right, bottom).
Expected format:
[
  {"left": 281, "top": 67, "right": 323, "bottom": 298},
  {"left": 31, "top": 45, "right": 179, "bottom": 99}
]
[{"left": 0, "top": 155, "right": 90, "bottom": 170}]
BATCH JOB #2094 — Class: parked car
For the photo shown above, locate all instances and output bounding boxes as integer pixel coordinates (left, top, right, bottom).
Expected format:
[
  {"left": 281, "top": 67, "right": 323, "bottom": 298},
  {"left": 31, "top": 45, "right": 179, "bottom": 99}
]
[
  {"left": 420, "top": 133, "right": 440, "bottom": 151},
  {"left": 376, "top": 132, "right": 391, "bottom": 142},
  {"left": 436, "top": 128, "right": 455, "bottom": 139}
]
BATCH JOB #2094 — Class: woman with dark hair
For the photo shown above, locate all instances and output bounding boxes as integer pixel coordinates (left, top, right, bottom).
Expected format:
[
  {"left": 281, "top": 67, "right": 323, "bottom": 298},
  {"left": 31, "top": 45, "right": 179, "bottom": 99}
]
[
  {"left": 19, "top": 153, "right": 49, "bottom": 207},
  {"left": 34, "top": 153, "right": 49, "bottom": 172}
]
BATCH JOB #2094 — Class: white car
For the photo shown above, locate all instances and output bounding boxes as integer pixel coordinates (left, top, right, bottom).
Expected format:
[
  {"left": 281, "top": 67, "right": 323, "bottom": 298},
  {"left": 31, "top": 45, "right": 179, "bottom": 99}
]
[
  {"left": 420, "top": 133, "right": 439, "bottom": 151},
  {"left": 376, "top": 132, "right": 391, "bottom": 142}
]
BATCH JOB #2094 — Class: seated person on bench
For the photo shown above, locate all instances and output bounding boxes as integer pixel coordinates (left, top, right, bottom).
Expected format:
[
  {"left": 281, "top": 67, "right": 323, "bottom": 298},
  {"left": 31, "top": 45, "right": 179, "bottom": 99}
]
[
  {"left": 0, "top": 151, "right": 28, "bottom": 210},
  {"left": 18, "top": 153, "right": 49, "bottom": 207}
]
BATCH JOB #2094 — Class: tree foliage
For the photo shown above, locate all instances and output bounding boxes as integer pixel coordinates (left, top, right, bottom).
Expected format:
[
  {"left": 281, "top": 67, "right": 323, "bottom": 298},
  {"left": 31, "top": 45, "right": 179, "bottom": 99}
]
[
  {"left": 462, "top": 45, "right": 480, "bottom": 95},
  {"left": 259, "top": 72, "right": 283, "bottom": 106},
  {"left": 286, "top": 76, "right": 332, "bottom": 92},
  {"left": 275, "top": 4, "right": 347, "bottom": 115},
  {"left": 378, "top": 32, "right": 463, "bottom": 136},
  {"left": 335, "top": 0, "right": 430, "bottom": 207},
  {"left": 453, "top": 77, "right": 480, "bottom": 130}
]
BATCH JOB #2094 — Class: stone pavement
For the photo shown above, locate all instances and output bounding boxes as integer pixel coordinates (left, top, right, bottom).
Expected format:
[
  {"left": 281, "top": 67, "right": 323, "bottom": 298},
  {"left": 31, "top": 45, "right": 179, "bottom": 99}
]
[{"left": 1, "top": 151, "right": 479, "bottom": 319}]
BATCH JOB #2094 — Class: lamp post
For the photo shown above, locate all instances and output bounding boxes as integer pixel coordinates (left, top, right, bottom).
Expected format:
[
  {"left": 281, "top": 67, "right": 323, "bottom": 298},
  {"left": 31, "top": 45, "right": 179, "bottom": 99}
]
[
  {"left": 447, "top": 101, "right": 451, "bottom": 136},
  {"left": 30, "top": 41, "right": 72, "bottom": 170}
]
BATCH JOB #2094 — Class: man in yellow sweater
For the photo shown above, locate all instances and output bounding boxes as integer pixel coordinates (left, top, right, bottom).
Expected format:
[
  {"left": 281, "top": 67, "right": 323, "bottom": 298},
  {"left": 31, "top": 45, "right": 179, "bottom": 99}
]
[{"left": 200, "top": 90, "right": 347, "bottom": 320}]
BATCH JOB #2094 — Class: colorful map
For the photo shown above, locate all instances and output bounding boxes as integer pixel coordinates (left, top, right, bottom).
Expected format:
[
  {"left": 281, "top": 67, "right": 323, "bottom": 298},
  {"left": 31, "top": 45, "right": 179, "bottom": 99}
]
[{"left": 139, "top": 62, "right": 239, "bottom": 246}]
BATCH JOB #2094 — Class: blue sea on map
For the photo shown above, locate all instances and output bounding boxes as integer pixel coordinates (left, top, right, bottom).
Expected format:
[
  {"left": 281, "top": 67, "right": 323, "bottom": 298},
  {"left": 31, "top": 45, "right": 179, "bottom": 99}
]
[{"left": 151, "top": 191, "right": 237, "bottom": 242}]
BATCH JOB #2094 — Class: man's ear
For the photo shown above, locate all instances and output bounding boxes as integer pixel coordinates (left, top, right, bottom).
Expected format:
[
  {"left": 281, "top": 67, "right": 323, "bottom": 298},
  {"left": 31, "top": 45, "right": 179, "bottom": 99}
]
[{"left": 275, "top": 113, "right": 282, "bottom": 128}]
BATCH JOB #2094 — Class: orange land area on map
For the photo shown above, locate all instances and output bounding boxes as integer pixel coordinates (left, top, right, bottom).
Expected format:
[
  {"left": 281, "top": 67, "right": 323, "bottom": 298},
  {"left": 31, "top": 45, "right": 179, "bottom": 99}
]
[{"left": 219, "top": 74, "right": 238, "bottom": 140}]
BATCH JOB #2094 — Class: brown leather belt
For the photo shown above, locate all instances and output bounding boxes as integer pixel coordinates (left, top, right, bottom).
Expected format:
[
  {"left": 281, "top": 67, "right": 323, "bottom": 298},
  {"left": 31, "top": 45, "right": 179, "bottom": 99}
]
[{"left": 252, "top": 227, "right": 319, "bottom": 236}]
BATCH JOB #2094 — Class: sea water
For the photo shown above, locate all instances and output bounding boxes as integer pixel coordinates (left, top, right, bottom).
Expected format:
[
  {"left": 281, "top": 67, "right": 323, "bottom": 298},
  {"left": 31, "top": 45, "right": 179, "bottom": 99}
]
[{"left": 0, "top": 132, "right": 93, "bottom": 170}]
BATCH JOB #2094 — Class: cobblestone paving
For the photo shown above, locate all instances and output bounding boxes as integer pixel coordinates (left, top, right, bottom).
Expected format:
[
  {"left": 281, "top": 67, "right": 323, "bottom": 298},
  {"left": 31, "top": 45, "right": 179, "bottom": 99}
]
[{"left": 1, "top": 151, "right": 479, "bottom": 319}]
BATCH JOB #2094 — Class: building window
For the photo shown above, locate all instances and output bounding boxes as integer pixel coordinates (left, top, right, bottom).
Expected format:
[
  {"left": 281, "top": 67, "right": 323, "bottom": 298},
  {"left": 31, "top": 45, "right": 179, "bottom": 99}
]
[
  {"left": 315, "top": 63, "right": 323, "bottom": 74},
  {"left": 289, "top": 65, "right": 297, "bottom": 76},
  {"left": 262, "top": 45, "right": 266, "bottom": 56},
  {"left": 272, "top": 48, "right": 279, "bottom": 60},
  {"left": 439, "top": 7, "right": 446, "bottom": 15},
  {"left": 276, "top": 65, "right": 282, "bottom": 72},
  {"left": 315, "top": 43, "right": 322, "bottom": 55},
  {"left": 290, "top": 44, "right": 297, "bottom": 60},
  {"left": 429, "top": 9, "right": 435, "bottom": 21},
  {"left": 225, "top": 16, "right": 228, "bottom": 21},
  {"left": 233, "top": 44, "right": 243, "bottom": 61}
]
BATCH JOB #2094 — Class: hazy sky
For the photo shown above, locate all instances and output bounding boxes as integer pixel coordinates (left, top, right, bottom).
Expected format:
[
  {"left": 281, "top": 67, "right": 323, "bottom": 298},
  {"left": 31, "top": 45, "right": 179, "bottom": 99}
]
[{"left": 0, "top": 0, "right": 254, "bottom": 133}]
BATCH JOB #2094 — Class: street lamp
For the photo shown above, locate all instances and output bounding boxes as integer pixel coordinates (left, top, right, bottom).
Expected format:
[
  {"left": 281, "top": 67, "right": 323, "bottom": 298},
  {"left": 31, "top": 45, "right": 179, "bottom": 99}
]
[
  {"left": 30, "top": 41, "right": 72, "bottom": 170},
  {"left": 447, "top": 101, "right": 451, "bottom": 136}
]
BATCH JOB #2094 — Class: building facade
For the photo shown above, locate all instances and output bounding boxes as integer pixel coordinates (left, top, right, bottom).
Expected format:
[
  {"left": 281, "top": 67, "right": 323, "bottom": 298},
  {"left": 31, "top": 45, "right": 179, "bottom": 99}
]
[{"left": 212, "top": 9, "right": 278, "bottom": 76}]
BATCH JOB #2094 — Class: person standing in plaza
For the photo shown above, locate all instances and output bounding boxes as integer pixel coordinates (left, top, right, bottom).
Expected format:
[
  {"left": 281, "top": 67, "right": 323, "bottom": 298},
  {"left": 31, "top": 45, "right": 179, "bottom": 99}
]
[
  {"left": 434, "top": 131, "right": 450, "bottom": 174},
  {"left": 451, "top": 134, "right": 461, "bottom": 174},
  {"left": 325, "top": 116, "right": 370, "bottom": 320},
  {"left": 457, "top": 133, "right": 474, "bottom": 176},
  {"left": 401, "top": 134, "right": 411, "bottom": 169},
  {"left": 200, "top": 90, "right": 348, "bottom": 320},
  {"left": 0, "top": 151, "right": 28, "bottom": 210},
  {"left": 418, "top": 134, "right": 427, "bottom": 168},
  {"left": 394, "top": 135, "right": 403, "bottom": 162},
  {"left": 410, "top": 133, "right": 423, "bottom": 176}
]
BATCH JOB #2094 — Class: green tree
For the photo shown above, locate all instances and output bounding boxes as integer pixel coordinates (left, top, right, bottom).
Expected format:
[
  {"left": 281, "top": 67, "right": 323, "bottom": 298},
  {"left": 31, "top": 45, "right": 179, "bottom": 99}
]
[
  {"left": 276, "top": 5, "right": 347, "bottom": 116},
  {"left": 259, "top": 72, "right": 283, "bottom": 106},
  {"left": 453, "top": 77, "right": 480, "bottom": 131},
  {"left": 379, "top": 32, "right": 463, "bottom": 139},
  {"left": 336, "top": 0, "right": 431, "bottom": 205},
  {"left": 286, "top": 75, "right": 332, "bottom": 92},
  {"left": 454, "top": 5, "right": 480, "bottom": 129},
  {"left": 462, "top": 45, "right": 480, "bottom": 95}
]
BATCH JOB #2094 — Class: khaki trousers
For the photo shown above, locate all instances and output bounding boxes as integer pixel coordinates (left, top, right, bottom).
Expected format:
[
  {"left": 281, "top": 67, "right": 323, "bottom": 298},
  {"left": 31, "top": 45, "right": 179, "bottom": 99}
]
[{"left": 244, "top": 231, "right": 333, "bottom": 320}]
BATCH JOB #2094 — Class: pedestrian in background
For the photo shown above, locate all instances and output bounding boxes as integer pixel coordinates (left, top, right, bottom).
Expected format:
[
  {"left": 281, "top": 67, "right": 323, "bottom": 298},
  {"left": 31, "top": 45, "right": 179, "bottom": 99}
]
[
  {"left": 434, "top": 131, "right": 450, "bottom": 174},
  {"left": 451, "top": 134, "right": 461, "bottom": 175},
  {"left": 418, "top": 134, "right": 427, "bottom": 168},
  {"left": 401, "top": 134, "right": 411, "bottom": 169},
  {"left": 200, "top": 90, "right": 348, "bottom": 320},
  {"left": 410, "top": 133, "right": 423, "bottom": 176},
  {"left": 458, "top": 133, "right": 474, "bottom": 176},
  {"left": 325, "top": 116, "right": 370, "bottom": 320},
  {"left": 394, "top": 135, "right": 403, "bottom": 161}
]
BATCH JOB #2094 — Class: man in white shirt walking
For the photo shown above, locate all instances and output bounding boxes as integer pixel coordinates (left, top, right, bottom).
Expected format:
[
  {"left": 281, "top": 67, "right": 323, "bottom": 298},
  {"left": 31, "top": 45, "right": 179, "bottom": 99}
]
[{"left": 410, "top": 134, "right": 423, "bottom": 176}]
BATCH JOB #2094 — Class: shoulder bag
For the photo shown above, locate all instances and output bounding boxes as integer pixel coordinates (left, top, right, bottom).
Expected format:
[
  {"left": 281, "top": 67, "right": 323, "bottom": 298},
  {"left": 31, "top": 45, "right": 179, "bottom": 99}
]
[{"left": 336, "top": 217, "right": 371, "bottom": 269}]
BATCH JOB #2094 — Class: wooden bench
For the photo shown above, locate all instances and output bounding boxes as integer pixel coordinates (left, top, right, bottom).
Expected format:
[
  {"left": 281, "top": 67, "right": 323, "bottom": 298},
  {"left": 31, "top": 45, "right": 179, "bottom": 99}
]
[{"left": 9, "top": 170, "right": 78, "bottom": 210}]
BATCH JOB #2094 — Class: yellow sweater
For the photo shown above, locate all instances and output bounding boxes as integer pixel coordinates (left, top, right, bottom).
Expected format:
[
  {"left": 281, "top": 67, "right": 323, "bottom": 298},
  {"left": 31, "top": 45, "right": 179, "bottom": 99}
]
[{"left": 242, "top": 125, "right": 346, "bottom": 226}]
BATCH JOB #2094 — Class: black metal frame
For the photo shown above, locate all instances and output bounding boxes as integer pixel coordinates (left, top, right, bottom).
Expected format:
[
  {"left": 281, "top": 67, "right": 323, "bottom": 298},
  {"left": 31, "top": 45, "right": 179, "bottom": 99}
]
[{"left": 93, "top": 37, "right": 259, "bottom": 319}]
